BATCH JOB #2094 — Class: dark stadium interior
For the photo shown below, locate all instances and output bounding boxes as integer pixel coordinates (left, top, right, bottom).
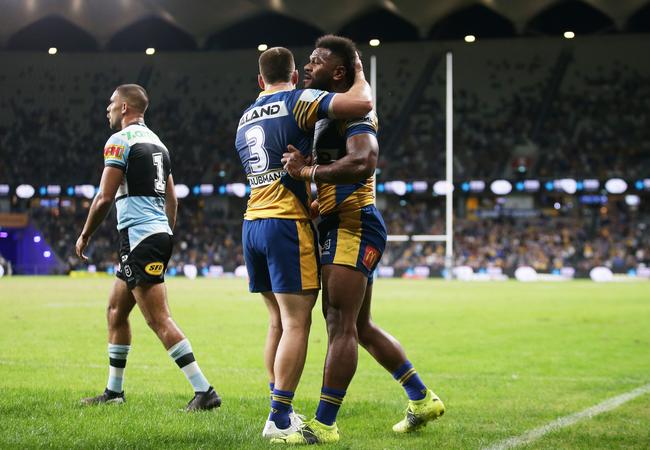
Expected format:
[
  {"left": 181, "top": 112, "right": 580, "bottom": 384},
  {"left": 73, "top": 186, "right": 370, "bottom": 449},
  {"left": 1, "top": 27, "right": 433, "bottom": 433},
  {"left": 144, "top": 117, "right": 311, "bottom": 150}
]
[{"left": 0, "top": 0, "right": 648, "bottom": 278}]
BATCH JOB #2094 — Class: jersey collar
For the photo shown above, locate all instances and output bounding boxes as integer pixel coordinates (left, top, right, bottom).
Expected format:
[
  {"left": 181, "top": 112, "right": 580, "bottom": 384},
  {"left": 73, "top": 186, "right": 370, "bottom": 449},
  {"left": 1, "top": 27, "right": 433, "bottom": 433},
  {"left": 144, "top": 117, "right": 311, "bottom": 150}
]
[{"left": 258, "top": 87, "right": 293, "bottom": 98}]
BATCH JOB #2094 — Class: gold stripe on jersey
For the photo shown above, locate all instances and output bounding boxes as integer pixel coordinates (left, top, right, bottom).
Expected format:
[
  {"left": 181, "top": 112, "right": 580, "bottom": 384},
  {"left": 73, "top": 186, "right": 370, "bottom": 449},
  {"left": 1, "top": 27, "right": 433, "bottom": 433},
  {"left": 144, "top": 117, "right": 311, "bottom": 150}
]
[
  {"left": 296, "top": 221, "right": 319, "bottom": 290},
  {"left": 245, "top": 179, "right": 311, "bottom": 220},
  {"left": 317, "top": 175, "right": 376, "bottom": 216},
  {"left": 333, "top": 210, "right": 362, "bottom": 267},
  {"left": 292, "top": 91, "right": 327, "bottom": 131}
]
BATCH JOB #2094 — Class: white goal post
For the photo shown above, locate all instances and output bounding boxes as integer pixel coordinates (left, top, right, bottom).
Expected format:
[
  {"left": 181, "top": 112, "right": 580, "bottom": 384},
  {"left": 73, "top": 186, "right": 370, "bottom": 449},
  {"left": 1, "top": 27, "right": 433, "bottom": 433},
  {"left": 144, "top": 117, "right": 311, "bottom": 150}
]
[{"left": 382, "top": 52, "right": 454, "bottom": 278}]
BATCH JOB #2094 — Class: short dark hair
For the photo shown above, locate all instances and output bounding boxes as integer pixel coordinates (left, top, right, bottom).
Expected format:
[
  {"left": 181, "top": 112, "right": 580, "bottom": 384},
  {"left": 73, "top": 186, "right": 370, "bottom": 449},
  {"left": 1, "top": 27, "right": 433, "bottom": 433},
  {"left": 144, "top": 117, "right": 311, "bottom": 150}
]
[
  {"left": 315, "top": 35, "right": 358, "bottom": 87},
  {"left": 259, "top": 47, "right": 295, "bottom": 84},
  {"left": 116, "top": 84, "right": 149, "bottom": 113}
]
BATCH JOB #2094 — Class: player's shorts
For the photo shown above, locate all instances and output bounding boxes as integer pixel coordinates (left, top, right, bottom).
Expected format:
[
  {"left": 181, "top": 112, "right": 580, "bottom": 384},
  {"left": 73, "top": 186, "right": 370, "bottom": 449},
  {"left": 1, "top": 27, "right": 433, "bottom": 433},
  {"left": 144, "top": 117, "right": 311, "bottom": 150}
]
[
  {"left": 243, "top": 218, "right": 320, "bottom": 293},
  {"left": 116, "top": 229, "right": 173, "bottom": 290},
  {"left": 318, "top": 205, "right": 387, "bottom": 281}
]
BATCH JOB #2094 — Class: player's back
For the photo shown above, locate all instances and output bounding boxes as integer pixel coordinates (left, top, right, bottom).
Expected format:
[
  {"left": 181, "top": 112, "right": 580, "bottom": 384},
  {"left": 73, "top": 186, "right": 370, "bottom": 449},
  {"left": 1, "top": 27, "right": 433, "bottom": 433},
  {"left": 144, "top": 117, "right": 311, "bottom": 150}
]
[
  {"left": 103, "top": 122, "right": 171, "bottom": 233},
  {"left": 235, "top": 88, "right": 334, "bottom": 221},
  {"left": 313, "top": 111, "right": 379, "bottom": 216}
]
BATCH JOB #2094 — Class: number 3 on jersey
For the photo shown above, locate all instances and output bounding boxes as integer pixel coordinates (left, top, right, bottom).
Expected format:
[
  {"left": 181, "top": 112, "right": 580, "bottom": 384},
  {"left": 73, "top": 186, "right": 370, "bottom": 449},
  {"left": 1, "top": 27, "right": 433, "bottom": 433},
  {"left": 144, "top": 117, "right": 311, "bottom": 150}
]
[
  {"left": 152, "top": 152, "right": 166, "bottom": 193},
  {"left": 245, "top": 126, "right": 269, "bottom": 174}
]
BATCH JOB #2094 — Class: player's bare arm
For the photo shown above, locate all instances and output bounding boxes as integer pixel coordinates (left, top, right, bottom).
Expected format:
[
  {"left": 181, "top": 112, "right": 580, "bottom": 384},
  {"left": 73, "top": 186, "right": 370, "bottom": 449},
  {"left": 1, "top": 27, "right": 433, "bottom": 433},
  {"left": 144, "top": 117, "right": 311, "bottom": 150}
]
[
  {"left": 75, "top": 166, "right": 123, "bottom": 261},
  {"left": 328, "top": 53, "right": 373, "bottom": 119},
  {"left": 165, "top": 173, "right": 177, "bottom": 231},
  {"left": 283, "top": 132, "right": 377, "bottom": 184}
]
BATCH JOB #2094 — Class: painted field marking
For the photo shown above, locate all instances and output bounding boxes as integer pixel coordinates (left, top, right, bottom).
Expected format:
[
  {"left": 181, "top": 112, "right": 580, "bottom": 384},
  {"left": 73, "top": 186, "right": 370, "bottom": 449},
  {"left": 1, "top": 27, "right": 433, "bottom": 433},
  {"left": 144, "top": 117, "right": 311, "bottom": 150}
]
[{"left": 483, "top": 382, "right": 650, "bottom": 450}]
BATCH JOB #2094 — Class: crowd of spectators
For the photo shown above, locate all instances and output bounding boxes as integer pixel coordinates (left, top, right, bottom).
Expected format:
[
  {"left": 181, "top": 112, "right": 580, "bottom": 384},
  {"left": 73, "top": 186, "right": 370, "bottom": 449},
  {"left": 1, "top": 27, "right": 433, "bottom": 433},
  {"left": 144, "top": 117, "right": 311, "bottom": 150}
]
[
  {"left": 537, "top": 63, "right": 650, "bottom": 179},
  {"left": 23, "top": 197, "right": 649, "bottom": 278}
]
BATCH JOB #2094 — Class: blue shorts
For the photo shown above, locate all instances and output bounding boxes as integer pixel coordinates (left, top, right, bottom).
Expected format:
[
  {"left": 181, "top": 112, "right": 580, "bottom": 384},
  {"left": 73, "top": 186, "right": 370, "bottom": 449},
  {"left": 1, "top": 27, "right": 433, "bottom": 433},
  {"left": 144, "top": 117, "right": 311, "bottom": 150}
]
[
  {"left": 243, "top": 218, "right": 320, "bottom": 293},
  {"left": 318, "top": 205, "right": 387, "bottom": 280}
]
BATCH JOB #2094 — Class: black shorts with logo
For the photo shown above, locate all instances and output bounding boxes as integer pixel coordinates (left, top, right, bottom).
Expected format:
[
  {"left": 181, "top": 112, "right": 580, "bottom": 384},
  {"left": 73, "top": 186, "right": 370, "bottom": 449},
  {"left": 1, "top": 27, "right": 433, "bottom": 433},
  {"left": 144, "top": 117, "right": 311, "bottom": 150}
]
[{"left": 116, "top": 230, "right": 173, "bottom": 290}]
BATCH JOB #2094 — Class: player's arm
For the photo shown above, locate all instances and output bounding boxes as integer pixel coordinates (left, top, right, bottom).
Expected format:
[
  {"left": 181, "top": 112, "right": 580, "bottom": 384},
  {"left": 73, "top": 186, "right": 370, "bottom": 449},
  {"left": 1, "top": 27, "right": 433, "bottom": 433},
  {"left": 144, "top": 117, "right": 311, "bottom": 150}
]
[
  {"left": 315, "top": 133, "right": 377, "bottom": 183},
  {"left": 75, "top": 167, "right": 123, "bottom": 261},
  {"left": 329, "top": 54, "right": 373, "bottom": 119},
  {"left": 283, "top": 132, "right": 377, "bottom": 184},
  {"left": 165, "top": 174, "right": 177, "bottom": 231}
]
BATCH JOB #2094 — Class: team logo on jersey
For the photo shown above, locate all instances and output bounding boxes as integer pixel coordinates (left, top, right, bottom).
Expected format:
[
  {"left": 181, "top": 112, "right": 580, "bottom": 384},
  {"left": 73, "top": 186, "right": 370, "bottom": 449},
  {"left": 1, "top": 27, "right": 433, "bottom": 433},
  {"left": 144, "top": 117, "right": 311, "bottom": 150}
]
[
  {"left": 104, "top": 144, "right": 125, "bottom": 160},
  {"left": 362, "top": 245, "right": 380, "bottom": 271},
  {"left": 238, "top": 101, "right": 288, "bottom": 129},
  {"left": 145, "top": 262, "right": 164, "bottom": 276}
]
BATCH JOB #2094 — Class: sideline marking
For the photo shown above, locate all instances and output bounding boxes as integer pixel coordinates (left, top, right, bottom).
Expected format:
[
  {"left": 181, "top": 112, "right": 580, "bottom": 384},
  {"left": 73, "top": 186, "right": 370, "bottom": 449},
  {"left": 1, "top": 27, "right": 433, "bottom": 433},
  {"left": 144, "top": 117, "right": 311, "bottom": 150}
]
[{"left": 483, "top": 383, "right": 650, "bottom": 450}]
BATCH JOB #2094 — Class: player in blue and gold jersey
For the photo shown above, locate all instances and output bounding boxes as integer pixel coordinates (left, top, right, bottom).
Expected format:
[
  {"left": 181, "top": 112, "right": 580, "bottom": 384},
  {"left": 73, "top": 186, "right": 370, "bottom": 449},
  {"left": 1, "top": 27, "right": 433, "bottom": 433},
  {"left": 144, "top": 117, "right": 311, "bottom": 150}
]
[
  {"left": 276, "top": 36, "right": 444, "bottom": 445},
  {"left": 234, "top": 47, "right": 373, "bottom": 439},
  {"left": 76, "top": 84, "right": 220, "bottom": 411}
]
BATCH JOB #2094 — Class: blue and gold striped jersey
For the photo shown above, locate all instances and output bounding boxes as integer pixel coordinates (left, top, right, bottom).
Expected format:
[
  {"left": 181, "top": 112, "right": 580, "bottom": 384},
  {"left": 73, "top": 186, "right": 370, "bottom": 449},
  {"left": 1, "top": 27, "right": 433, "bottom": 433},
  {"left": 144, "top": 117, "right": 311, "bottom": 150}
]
[
  {"left": 235, "top": 88, "right": 335, "bottom": 220},
  {"left": 313, "top": 111, "right": 379, "bottom": 215}
]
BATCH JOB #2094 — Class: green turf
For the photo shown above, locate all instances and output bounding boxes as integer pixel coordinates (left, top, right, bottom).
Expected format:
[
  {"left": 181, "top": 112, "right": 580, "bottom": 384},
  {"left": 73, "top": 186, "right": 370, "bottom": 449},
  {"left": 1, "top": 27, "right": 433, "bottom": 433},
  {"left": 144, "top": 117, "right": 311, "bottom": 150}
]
[{"left": 1, "top": 278, "right": 649, "bottom": 449}]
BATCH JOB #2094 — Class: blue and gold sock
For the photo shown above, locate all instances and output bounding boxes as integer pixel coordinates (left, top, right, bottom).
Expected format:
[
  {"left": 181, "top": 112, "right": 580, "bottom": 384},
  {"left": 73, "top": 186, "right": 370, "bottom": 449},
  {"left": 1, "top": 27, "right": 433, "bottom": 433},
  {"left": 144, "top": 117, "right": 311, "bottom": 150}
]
[
  {"left": 393, "top": 361, "right": 427, "bottom": 400},
  {"left": 269, "top": 388, "right": 294, "bottom": 429},
  {"left": 315, "top": 386, "right": 346, "bottom": 426}
]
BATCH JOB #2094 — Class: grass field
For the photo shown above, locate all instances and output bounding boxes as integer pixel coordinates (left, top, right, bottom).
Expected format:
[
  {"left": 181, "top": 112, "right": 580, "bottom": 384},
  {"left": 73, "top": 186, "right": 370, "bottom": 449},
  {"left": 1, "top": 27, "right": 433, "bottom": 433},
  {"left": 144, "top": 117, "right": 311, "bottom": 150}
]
[{"left": 1, "top": 277, "right": 649, "bottom": 449}]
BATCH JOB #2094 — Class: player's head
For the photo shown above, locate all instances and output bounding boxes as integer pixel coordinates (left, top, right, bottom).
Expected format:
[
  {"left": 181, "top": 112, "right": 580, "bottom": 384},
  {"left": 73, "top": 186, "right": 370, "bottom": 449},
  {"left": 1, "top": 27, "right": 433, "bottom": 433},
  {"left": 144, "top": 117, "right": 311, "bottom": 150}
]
[
  {"left": 258, "top": 47, "right": 299, "bottom": 90},
  {"left": 304, "top": 35, "right": 357, "bottom": 91},
  {"left": 107, "top": 84, "right": 149, "bottom": 130}
]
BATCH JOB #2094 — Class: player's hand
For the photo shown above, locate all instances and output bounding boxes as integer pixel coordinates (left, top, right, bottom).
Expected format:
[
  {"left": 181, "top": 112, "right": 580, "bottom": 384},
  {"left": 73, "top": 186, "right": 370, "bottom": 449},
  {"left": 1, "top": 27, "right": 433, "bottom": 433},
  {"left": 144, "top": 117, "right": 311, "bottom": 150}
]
[
  {"left": 75, "top": 234, "right": 90, "bottom": 262},
  {"left": 354, "top": 51, "right": 364, "bottom": 73},
  {"left": 282, "top": 145, "right": 312, "bottom": 181}
]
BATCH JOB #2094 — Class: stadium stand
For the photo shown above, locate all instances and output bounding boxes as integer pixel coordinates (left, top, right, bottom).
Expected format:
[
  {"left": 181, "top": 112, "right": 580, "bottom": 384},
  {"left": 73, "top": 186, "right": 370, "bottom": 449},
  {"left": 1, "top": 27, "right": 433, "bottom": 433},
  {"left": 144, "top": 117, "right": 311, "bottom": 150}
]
[{"left": 1, "top": 35, "right": 648, "bottom": 277}]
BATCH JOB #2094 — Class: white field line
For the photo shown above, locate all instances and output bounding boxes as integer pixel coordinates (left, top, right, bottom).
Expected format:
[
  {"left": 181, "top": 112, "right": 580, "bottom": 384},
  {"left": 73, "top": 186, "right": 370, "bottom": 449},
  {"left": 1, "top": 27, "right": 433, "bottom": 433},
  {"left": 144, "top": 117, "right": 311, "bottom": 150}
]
[{"left": 483, "top": 383, "right": 650, "bottom": 450}]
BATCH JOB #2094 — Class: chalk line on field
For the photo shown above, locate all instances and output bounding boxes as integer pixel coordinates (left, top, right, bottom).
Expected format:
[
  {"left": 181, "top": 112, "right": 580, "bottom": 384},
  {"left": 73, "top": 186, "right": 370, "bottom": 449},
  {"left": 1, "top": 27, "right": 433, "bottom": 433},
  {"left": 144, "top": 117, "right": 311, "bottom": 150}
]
[{"left": 483, "top": 382, "right": 650, "bottom": 450}]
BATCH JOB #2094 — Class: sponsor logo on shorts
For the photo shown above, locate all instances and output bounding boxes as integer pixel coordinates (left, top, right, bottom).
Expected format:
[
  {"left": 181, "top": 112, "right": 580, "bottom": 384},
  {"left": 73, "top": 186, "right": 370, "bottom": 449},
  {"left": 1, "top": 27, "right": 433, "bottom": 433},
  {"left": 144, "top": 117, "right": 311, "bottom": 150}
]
[
  {"left": 323, "top": 239, "right": 331, "bottom": 251},
  {"left": 123, "top": 264, "right": 132, "bottom": 278},
  {"left": 121, "top": 255, "right": 128, "bottom": 262},
  {"left": 104, "top": 144, "right": 125, "bottom": 160},
  {"left": 362, "top": 246, "right": 380, "bottom": 271},
  {"left": 145, "top": 262, "right": 164, "bottom": 276}
]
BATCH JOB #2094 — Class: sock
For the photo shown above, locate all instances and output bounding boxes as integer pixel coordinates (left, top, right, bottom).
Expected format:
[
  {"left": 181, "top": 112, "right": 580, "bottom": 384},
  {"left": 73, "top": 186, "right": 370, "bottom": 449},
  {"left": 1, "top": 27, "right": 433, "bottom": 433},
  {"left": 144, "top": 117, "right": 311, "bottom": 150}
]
[
  {"left": 315, "top": 386, "right": 346, "bottom": 426},
  {"left": 107, "top": 343, "right": 130, "bottom": 393},
  {"left": 393, "top": 361, "right": 427, "bottom": 401},
  {"left": 269, "top": 388, "right": 294, "bottom": 429},
  {"left": 270, "top": 381, "right": 294, "bottom": 413},
  {"left": 168, "top": 339, "right": 210, "bottom": 393}
]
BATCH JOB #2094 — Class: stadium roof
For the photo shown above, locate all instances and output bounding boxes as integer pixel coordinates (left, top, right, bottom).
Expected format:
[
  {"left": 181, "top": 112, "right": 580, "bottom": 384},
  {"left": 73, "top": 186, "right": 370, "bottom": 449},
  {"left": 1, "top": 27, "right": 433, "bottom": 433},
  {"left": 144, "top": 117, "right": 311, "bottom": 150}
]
[{"left": 1, "top": 0, "right": 648, "bottom": 50}]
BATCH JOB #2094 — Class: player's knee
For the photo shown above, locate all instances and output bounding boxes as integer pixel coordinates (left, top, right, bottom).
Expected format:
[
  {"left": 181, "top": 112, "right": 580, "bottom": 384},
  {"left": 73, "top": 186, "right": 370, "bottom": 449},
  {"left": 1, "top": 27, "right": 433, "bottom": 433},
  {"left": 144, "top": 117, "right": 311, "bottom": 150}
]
[
  {"left": 326, "top": 313, "right": 358, "bottom": 340},
  {"left": 357, "top": 319, "right": 377, "bottom": 346},
  {"left": 106, "top": 304, "right": 128, "bottom": 328},
  {"left": 282, "top": 314, "right": 311, "bottom": 333},
  {"left": 144, "top": 313, "right": 171, "bottom": 333}
]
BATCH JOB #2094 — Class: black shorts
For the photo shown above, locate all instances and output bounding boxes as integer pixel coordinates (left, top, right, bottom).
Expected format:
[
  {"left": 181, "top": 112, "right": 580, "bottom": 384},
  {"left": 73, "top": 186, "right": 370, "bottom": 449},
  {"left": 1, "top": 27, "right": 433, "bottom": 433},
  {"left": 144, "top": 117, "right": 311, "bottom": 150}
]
[{"left": 116, "top": 230, "right": 173, "bottom": 290}]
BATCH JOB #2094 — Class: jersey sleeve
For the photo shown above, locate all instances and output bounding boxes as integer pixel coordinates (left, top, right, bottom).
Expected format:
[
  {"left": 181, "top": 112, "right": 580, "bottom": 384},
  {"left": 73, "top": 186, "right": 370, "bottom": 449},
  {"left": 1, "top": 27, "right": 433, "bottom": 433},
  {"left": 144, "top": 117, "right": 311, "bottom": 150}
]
[
  {"left": 291, "top": 89, "right": 336, "bottom": 131},
  {"left": 345, "top": 110, "right": 379, "bottom": 138},
  {"left": 103, "top": 134, "right": 130, "bottom": 171}
]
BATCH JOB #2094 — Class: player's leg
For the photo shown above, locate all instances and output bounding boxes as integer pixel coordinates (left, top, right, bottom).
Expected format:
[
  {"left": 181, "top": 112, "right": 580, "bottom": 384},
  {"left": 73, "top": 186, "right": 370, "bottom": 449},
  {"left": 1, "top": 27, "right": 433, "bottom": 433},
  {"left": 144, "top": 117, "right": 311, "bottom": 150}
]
[
  {"left": 274, "top": 265, "right": 363, "bottom": 445},
  {"left": 263, "top": 219, "right": 319, "bottom": 438},
  {"left": 131, "top": 281, "right": 220, "bottom": 410},
  {"left": 264, "top": 290, "right": 316, "bottom": 433},
  {"left": 262, "top": 291, "right": 282, "bottom": 398},
  {"left": 356, "top": 282, "right": 445, "bottom": 432},
  {"left": 316, "top": 264, "right": 366, "bottom": 423},
  {"left": 81, "top": 278, "right": 136, "bottom": 405}
]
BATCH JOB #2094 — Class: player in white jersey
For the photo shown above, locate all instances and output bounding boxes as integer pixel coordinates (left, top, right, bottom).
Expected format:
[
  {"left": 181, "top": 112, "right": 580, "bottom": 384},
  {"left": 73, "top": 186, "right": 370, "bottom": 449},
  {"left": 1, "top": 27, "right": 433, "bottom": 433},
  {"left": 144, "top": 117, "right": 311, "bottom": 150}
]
[{"left": 76, "top": 84, "right": 220, "bottom": 411}]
